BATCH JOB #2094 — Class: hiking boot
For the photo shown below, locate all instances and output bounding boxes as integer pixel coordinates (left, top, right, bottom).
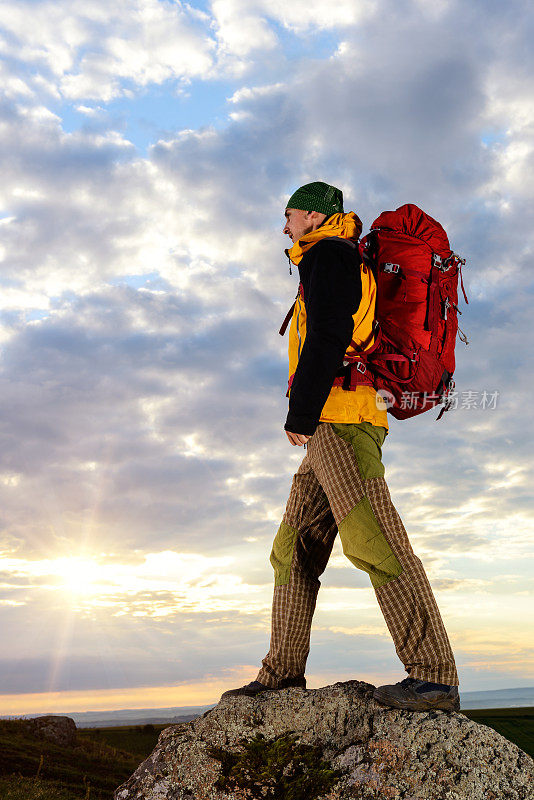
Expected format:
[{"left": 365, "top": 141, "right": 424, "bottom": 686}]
[
  {"left": 373, "top": 677, "right": 460, "bottom": 712},
  {"left": 220, "top": 677, "right": 306, "bottom": 700}
]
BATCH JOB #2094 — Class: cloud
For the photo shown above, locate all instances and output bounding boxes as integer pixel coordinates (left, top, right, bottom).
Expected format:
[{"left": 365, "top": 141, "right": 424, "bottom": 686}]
[
  {"left": 0, "top": 0, "right": 216, "bottom": 101},
  {"left": 210, "top": 0, "right": 375, "bottom": 61},
  {"left": 0, "top": 0, "right": 532, "bottom": 700},
  {"left": 0, "top": 0, "right": 376, "bottom": 103}
]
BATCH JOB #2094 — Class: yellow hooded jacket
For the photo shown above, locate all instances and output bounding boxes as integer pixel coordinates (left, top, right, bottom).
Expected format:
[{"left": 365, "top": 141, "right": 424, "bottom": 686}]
[{"left": 286, "top": 212, "right": 388, "bottom": 430}]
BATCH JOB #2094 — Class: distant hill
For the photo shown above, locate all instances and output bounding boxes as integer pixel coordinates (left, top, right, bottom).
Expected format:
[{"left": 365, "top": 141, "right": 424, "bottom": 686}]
[
  {"left": 2, "top": 704, "right": 214, "bottom": 728},
  {"left": 4, "top": 686, "right": 534, "bottom": 727},
  {"left": 459, "top": 686, "right": 534, "bottom": 710},
  {"left": 52, "top": 705, "right": 214, "bottom": 728}
]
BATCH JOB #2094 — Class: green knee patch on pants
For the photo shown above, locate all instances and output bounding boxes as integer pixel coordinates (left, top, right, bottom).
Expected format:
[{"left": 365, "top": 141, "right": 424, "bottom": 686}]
[
  {"left": 338, "top": 497, "right": 403, "bottom": 588},
  {"left": 270, "top": 521, "right": 299, "bottom": 586},
  {"left": 331, "top": 422, "right": 387, "bottom": 480}
]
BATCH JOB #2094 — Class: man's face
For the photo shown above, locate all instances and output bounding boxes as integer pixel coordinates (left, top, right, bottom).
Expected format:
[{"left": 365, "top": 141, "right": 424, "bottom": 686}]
[{"left": 283, "top": 208, "right": 314, "bottom": 243}]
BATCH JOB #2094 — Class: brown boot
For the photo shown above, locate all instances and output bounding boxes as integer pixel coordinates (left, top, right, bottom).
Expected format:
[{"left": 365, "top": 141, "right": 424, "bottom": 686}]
[{"left": 374, "top": 677, "right": 460, "bottom": 712}]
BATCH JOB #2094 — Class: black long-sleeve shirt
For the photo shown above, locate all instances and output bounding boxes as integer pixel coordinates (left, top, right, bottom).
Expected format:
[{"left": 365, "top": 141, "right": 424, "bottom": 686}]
[{"left": 284, "top": 238, "right": 363, "bottom": 436}]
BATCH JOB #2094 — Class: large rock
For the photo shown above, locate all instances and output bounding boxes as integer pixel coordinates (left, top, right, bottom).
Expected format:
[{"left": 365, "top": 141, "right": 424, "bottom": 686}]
[
  {"left": 25, "top": 715, "right": 77, "bottom": 747},
  {"left": 114, "top": 680, "right": 533, "bottom": 800}
]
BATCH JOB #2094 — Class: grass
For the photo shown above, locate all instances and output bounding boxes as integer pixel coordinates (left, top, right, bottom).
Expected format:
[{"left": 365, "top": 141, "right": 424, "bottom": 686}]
[
  {"left": 77, "top": 723, "right": 167, "bottom": 759},
  {"left": 0, "top": 719, "right": 143, "bottom": 800},
  {"left": 208, "top": 731, "right": 341, "bottom": 800},
  {"left": 0, "top": 776, "right": 80, "bottom": 799}
]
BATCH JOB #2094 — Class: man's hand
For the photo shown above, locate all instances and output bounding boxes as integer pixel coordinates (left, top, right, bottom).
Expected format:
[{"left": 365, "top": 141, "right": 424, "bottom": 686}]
[{"left": 285, "top": 431, "right": 311, "bottom": 446}]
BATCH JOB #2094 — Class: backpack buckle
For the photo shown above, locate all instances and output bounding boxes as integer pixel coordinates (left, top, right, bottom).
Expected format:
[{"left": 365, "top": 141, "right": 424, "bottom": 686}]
[
  {"left": 442, "top": 252, "right": 466, "bottom": 272},
  {"left": 432, "top": 253, "right": 443, "bottom": 269},
  {"left": 383, "top": 262, "right": 400, "bottom": 274},
  {"left": 356, "top": 361, "right": 367, "bottom": 373}
]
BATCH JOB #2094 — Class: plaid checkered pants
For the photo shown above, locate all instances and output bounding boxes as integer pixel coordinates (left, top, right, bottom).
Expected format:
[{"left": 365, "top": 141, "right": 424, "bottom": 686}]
[{"left": 257, "top": 422, "right": 459, "bottom": 687}]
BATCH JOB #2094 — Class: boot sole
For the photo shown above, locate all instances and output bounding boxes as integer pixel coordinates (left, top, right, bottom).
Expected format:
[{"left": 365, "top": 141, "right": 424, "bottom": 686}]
[
  {"left": 221, "top": 688, "right": 272, "bottom": 699},
  {"left": 221, "top": 684, "right": 306, "bottom": 700},
  {"left": 374, "top": 690, "right": 460, "bottom": 712}
]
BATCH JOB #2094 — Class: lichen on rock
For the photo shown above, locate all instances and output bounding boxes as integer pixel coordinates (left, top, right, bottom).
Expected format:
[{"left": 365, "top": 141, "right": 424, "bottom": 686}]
[
  {"left": 24, "top": 715, "right": 77, "bottom": 747},
  {"left": 114, "top": 680, "right": 534, "bottom": 800}
]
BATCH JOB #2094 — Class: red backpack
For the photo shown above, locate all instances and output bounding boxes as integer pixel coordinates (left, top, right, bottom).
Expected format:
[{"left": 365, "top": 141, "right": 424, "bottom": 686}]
[{"left": 352, "top": 203, "right": 469, "bottom": 419}]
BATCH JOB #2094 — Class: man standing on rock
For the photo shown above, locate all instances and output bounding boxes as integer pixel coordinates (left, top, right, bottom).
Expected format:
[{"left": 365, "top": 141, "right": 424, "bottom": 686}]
[{"left": 222, "top": 182, "right": 460, "bottom": 712}]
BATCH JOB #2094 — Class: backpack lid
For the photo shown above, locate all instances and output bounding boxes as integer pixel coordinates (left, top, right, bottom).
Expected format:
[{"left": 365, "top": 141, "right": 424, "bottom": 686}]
[{"left": 371, "top": 203, "right": 451, "bottom": 257}]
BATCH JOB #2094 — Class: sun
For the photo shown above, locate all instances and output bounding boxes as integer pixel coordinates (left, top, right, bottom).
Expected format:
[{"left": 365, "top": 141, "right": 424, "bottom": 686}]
[{"left": 54, "top": 556, "right": 101, "bottom": 596}]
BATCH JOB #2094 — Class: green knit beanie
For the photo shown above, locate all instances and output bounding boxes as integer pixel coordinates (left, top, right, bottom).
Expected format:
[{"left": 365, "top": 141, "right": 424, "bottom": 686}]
[{"left": 286, "top": 181, "right": 344, "bottom": 216}]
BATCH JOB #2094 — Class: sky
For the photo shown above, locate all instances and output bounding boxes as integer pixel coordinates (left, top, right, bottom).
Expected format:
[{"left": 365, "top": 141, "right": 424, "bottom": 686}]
[{"left": 0, "top": 0, "right": 533, "bottom": 715}]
